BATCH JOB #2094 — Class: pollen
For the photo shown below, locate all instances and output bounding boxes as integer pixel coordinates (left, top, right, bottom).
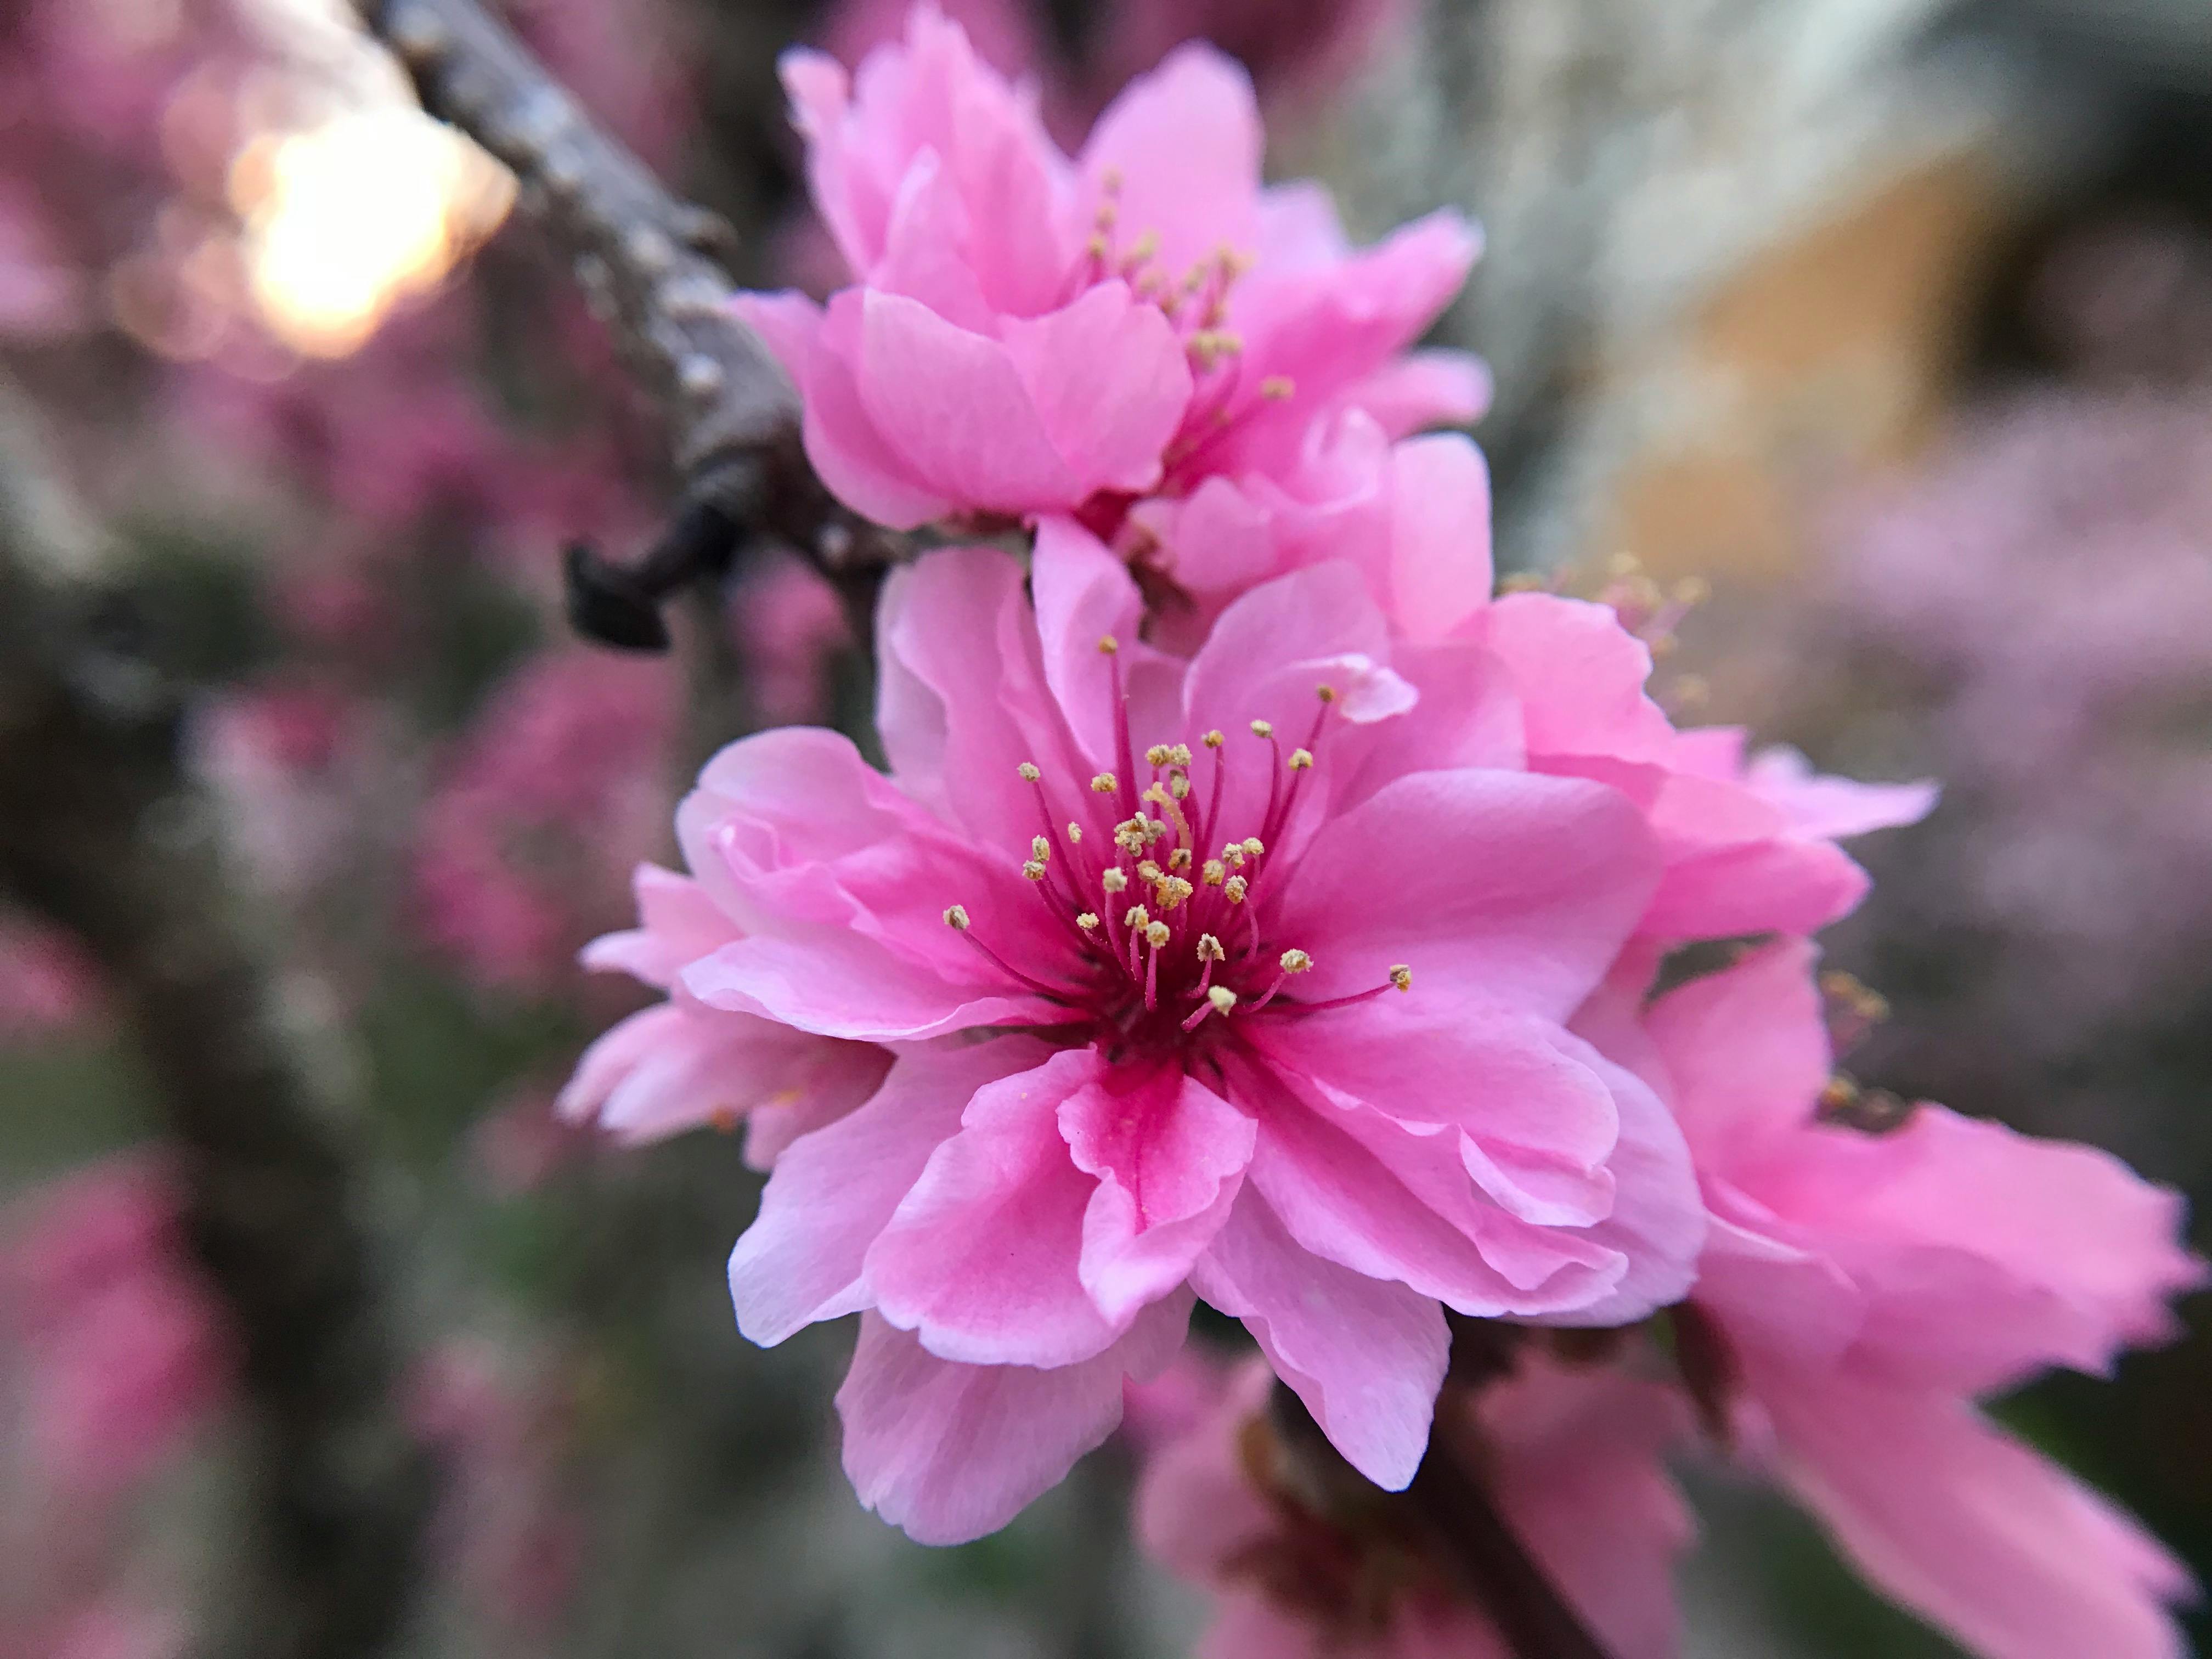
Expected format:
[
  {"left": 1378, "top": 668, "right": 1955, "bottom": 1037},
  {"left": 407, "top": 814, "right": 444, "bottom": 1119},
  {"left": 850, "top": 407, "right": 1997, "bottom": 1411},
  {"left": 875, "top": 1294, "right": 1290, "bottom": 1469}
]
[
  {"left": 1023, "top": 860, "right": 1048, "bottom": 882},
  {"left": 1316, "top": 685, "right": 1336, "bottom": 704},
  {"left": 1156, "top": 876, "right": 1194, "bottom": 910},
  {"left": 1018, "top": 761, "right": 1041, "bottom": 781},
  {"left": 1137, "top": 860, "right": 1163, "bottom": 883},
  {"left": 1250, "top": 719, "right": 1273, "bottom": 739},
  {"left": 1169, "top": 774, "right": 1191, "bottom": 799},
  {"left": 1167, "top": 743, "right": 1193, "bottom": 767},
  {"left": 1389, "top": 964, "right": 1413, "bottom": 992},
  {"left": 1288, "top": 748, "right": 1313, "bottom": 771},
  {"left": 1242, "top": 837, "right": 1264, "bottom": 859},
  {"left": 1125, "top": 904, "right": 1152, "bottom": 931},
  {"left": 1201, "top": 859, "right": 1226, "bottom": 885},
  {"left": 1144, "top": 921, "right": 1171, "bottom": 949},
  {"left": 1203, "top": 730, "right": 1226, "bottom": 749},
  {"left": 1091, "top": 772, "right": 1118, "bottom": 794},
  {"left": 1031, "top": 836, "right": 1051, "bottom": 861},
  {"left": 1279, "top": 949, "right": 1314, "bottom": 974},
  {"left": 1225, "top": 876, "right": 1248, "bottom": 904},
  {"left": 943, "top": 905, "right": 970, "bottom": 931},
  {"left": 1260, "top": 375, "right": 1295, "bottom": 400},
  {"left": 1077, "top": 912, "right": 1100, "bottom": 932},
  {"left": 1146, "top": 743, "right": 1173, "bottom": 768},
  {"left": 1207, "top": 985, "right": 1238, "bottom": 1014},
  {"left": 1167, "top": 847, "right": 1192, "bottom": 871},
  {"left": 1195, "top": 934, "right": 1224, "bottom": 962},
  {"left": 1068, "top": 823, "right": 1084, "bottom": 843},
  {"left": 1098, "top": 634, "right": 1120, "bottom": 655},
  {"left": 1102, "top": 869, "right": 1129, "bottom": 894}
]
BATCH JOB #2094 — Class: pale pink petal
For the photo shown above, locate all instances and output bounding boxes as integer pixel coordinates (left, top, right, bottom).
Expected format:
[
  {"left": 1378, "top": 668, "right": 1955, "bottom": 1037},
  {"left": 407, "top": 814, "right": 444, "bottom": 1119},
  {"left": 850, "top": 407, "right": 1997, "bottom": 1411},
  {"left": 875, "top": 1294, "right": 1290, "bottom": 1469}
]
[
  {"left": 1340, "top": 349, "right": 1494, "bottom": 438},
  {"left": 1747, "top": 744, "right": 1939, "bottom": 839},
  {"left": 999, "top": 283, "right": 1191, "bottom": 496},
  {"left": 1383, "top": 432, "right": 1493, "bottom": 644},
  {"left": 1062, "top": 1060, "right": 1255, "bottom": 1327},
  {"left": 1482, "top": 592, "right": 1674, "bottom": 764},
  {"left": 854, "top": 289, "right": 1085, "bottom": 512},
  {"left": 837, "top": 1290, "right": 1190, "bottom": 1544},
  {"left": 729, "top": 1037, "right": 1052, "bottom": 1344},
  {"left": 1078, "top": 43, "right": 1263, "bottom": 281},
  {"left": 1192, "top": 1190, "right": 1447, "bottom": 1489},
  {"left": 1271, "top": 769, "right": 1660, "bottom": 1021},
  {"left": 1763, "top": 1370, "right": 2193, "bottom": 1659},
  {"left": 576, "top": 864, "right": 738, "bottom": 989},
  {"left": 732, "top": 290, "right": 949, "bottom": 529},
  {"left": 866, "top": 1047, "right": 1126, "bottom": 1367},
  {"left": 1643, "top": 938, "right": 1831, "bottom": 1161}
]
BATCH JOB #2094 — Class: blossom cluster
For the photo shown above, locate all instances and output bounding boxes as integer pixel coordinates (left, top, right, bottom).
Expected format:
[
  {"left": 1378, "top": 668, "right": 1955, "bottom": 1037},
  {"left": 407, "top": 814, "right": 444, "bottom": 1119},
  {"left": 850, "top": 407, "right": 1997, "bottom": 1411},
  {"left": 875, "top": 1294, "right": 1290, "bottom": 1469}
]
[{"left": 560, "top": 9, "right": 2204, "bottom": 1656}]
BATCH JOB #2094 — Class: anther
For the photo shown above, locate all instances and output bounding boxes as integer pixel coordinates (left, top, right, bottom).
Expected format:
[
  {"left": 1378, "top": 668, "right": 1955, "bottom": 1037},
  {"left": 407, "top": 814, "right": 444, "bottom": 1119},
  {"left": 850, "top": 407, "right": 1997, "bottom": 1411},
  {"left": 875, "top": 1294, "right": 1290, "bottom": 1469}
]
[
  {"left": 1250, "top": 719, "right": 1274, "bottom": 739},
  {"left": 1144, "top": 921, "right": 1171, "bottom": 949},
  {"left": 1102, "top": 870, "right": 1129, "bottom": 894},
  {"left": 1208, "top": 985, "right": 1237, "bottom": 1014},
  {"left": 943, "top": 906, "right": 970, "bottom": 931},
  {"left": 1167, "top": 848, "right": 1192, "bottom": 871},
  {"left": 1169, "top": 774, "right": 1192, "bottom": 799},
  {"left": 1077, "top": 912, "right": 1100, "bottom": 932},
  {"left": 1030, "top": 836, "right": 1051, "bottom": 861},
  {"left": 1201, "top": 859, "right": 1226, "bottom": 886},
  {"left": 1023, "top": 861, "right": 1048, "bottom": 882},
  {"left": 1316, "top": 685, "right": 1337, "bottom": 704},
  {"left": 1125, "top": 905, "right": 1152, "bottom": 931},
  {"left": 1225, "top": 876, "right": 1248, "bottom": 904},
  {"left": 1169, "top": 744, "right": 1193, "bottom": 766},
  {"left": 1091, "top": 772, "right": 1118, "bottom": 794},
  {"left": 1068, "top": 823, "right": 1084, "bottom": 843},
  {"left": 1156, "top": 876, "right": 1194, "bottom": 911},
  {"left": 1280, "top": 949, "right": 1314, "bottom": 975},
  {"left": 1288, "top": 748, "right": 1314, "bottom": 771},
  {"left": 1203, "top": 730, "right": 1226, "bottom": 749},
  {"left": 1196, "top": 934, "right": 1224, "bottom": 962},
  {"left": 1390, "top": 964, "right": 1413, "bottom": 992},
  {"left": 1019, "top": 761, "right": 1041, "bottom": 781},
  {"left": 1147, "top": 743, "right": 1173, "bottom": 768},
  {"left": 1261, "top": 376, "right": 1295, "bottom": 400},
  {"left": 1098, "top": 634, "right": 1120, "bottom": 655},
  {"left": 1137, "top": 860, "right": 1163, "bottom": 884},
  {"left": 1242, "top": 838, "right": 1264, "bottom": 859}
]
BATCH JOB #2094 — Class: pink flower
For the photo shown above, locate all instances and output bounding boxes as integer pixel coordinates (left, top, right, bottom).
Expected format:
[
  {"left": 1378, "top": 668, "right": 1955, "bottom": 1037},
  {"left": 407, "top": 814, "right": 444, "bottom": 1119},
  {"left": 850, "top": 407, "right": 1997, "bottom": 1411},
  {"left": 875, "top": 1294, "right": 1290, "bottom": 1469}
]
[
  {"left": 1594, "top": 941, "right": 2204, "bottom": 1659},
  {"left": 1135, "top": 1353, "right": 1691, "bottom": 1659},
  {"left": 3, "top": 1160, "right": 230, "bottom": 1500},
  {"left": 677, "top": 533, "right": 1701, "bottom": 1542},
  {"left": 735, "top": 5, "right": 1481, "bottom": 529},
  {"left": 730, "top": 554, "right": 854, "bottom": 725},
  {"left": 560, "top": 864, "right": 893, "bottom": 1167},
  {"left": 413, "top": 651, "right": 676, "bottom": 996},
  {"left": 1116, "top": 422, "right": 1927, "bottom": 941},
  {"left": 0, "top": 916, "right": 99, "bottom": 1038}
]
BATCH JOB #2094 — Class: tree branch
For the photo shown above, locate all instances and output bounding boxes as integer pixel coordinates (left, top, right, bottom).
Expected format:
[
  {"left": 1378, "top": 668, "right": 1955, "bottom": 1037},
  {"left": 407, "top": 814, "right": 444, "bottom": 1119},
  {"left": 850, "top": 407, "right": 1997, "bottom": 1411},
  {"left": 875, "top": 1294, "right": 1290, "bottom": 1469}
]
[
  {"left": 0, "top": 428, "right": 433, "bottom": 1659},
  {"left": 1269, "top": 1369, "right": 1615, "bottom": 1659},
  {"left": 351, "top": 0, "right": 907, "bottom": 648}
]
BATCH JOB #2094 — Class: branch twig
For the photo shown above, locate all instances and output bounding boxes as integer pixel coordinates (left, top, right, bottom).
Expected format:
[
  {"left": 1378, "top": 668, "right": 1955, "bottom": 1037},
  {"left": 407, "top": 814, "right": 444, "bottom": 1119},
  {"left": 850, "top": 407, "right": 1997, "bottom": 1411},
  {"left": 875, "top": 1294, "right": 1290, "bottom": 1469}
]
[
  {"left": 0, "top": 435, "right": 432, "bottom": 1659},
  {"left": 352, "top": 0, "right": 906, "bottom": 648},
  {"left": 1270, "top": 1363, "right": 1615, "bottom": 1659}
]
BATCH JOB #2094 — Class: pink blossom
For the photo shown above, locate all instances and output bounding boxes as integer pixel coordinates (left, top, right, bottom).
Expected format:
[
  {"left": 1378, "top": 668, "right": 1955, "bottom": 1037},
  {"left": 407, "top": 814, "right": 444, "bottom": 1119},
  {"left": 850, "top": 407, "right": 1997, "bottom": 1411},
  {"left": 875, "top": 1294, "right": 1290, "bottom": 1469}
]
[
  {"left": 1135, "top": 1353, "right": 1690, "bottom": 1659},
  {"left": 670, "top": 535, "right": 1701, "bottom": 1542},
  {"left": 412, "top": 651, "right": 676, "bottom": 997},
  {"left": 730, "top": 555, "right": 854, "bottom": 725},
  {"left": 735, "top": 5, "right": 1481, "bottom": 529},
  {"left": 1592, "top": 941, "right": 2205, "bottom": 1659},
  {"left": 0, "top": 917, "right": 99, "bottom": 1038},
  {"left": 560, "top": 864, "right": 893, "bottom": 1168},
  {"left": 2, "top": 1160, "right": 229, "bottom": 1500}
]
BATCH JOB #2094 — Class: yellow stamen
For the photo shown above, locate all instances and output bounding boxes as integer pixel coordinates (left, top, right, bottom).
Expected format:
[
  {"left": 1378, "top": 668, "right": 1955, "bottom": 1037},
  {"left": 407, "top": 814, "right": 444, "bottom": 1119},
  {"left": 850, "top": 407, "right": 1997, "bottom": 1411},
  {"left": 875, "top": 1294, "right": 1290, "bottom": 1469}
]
[
  {"left": 1144, "top": 921, "right": 1171, "bottom": 949},
  {"left": 1201, "top": 859, "right": 1226, "bottom": 886},
  {"left": 1102, "top": 869, "right": 1128, "bottom": 894},
  {"left": 1091, "top": 772, "right": 1118, "bottom": 794},
  {"left": 1167, "top": 744, "right": 1193, "bottom": 767},
  {"left": 1023, "top": 860, "right": 1047, "bottom": 882},
  {"left": 1031, "top": 836, "right": 1050, "bottom": 861},
  {"left": 1316, "top": 685, "right": 1336, "bottom": 704},
  {"left": 1196, "top": 934, "right": 1224, "bottom": 962},
  {"left": 1098, "top": 634, "right": 1120, "bottom": 655},
  {"left": 1077, "top": 912, "right": 1100, "bottom": 932},
  {"left": 1250, "top": 719, "right": 1273, "bottom": 739},
  {"left": 1279, "top": 949, "right": 1314, "bottom": 975},
  {"left": 943, "top": 905, "right": 970, "bottom": 931},
  {"left": 1146, "top": 743, "right": 1173, "bottom": 768},
  {"left": 1261, "top": 375, "right": 1295, "bottom": 400},
  {"left": 1207, "top": 985, "right": 1237, "bottom": 1015},
  {"left": 1125, "top": 905, "right": 1152, "bottom": 931},
  {"left": 1068, "top": 823, "right": 1084, "bottom": 843},
  {"left": 1288, "top": 748, "right": 1313, "bottom": 771},
  {"left": 1389, "top": 964, "right": 1412, "bottom": 992},
  {"left": 1156, "top": 876, "right": 1194, "bottom": 911},
  {"left": 1137, "top": 860, "right": 1163, "bottom": 884},
  {"left": 1018, "top": 761, "right": 1041, "bottom": 781},
  {"left": 1169, "top": 774, "right": 1192, "bottom": 799},
  {"left": 1203, "top": 730, "right": 1226, "bottom": 749},
  {"left": 1225, "top": 876, "right": 1248, "bottom": 904},
  {"left": 1167, "top": 848, "right": 1192, "bottom": 872},
  {"left": 1242, "top": 838, "right": 1264, "bottom": 859}
]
